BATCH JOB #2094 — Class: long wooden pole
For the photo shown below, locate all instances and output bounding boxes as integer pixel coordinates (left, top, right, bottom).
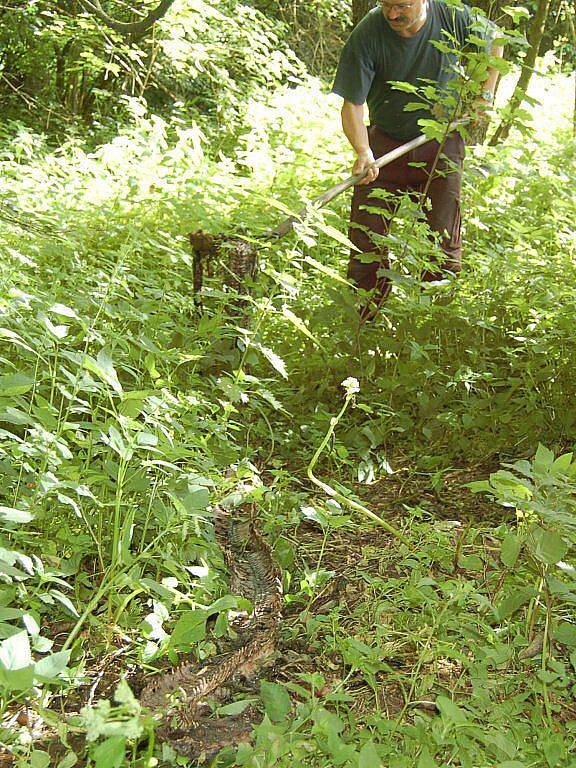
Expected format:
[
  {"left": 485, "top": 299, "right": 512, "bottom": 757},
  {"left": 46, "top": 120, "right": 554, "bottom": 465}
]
[{"left": 267, "top": 127, "right": 458, "bottom": 239}]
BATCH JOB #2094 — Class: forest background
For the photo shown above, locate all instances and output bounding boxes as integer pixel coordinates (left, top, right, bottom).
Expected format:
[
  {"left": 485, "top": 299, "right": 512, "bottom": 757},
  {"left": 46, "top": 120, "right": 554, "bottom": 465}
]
[{"left": 1, "top": 1, "right": 576, "bottom": 767}]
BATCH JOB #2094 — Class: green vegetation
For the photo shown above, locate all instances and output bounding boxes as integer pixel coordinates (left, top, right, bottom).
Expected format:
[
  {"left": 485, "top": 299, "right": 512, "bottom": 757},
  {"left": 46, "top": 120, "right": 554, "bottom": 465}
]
[{"left": 0, "top": 1, "right": 575, "bottom": 766}]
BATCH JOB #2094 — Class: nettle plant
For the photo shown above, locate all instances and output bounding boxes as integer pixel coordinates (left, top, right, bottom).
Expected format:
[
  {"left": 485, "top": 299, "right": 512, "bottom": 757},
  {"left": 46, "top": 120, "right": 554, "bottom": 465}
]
[{"left": 470, "top": 445, "right": 576, "bottom": 648}]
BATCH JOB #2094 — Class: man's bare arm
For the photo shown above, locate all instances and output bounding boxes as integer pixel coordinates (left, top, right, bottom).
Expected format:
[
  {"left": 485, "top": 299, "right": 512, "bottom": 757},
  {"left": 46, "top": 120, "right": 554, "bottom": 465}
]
[
  {"left": 481, "top": 44, "right": 505, "bottom": 100},
  {"left": 341, "top": 101, "right": 379, "bottom": 185}
]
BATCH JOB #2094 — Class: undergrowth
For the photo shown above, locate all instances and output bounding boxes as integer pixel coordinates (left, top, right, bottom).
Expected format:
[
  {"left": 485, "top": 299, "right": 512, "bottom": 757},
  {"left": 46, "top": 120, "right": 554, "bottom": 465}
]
[{"left": 0, "top": 65, "right": 575, "bottom": 767}]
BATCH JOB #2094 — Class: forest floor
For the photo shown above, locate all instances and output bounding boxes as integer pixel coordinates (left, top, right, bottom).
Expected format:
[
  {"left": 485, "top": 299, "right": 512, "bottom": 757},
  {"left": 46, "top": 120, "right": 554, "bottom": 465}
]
[{"left": 3, "top": 466, "right": 575, "bottom": 768}]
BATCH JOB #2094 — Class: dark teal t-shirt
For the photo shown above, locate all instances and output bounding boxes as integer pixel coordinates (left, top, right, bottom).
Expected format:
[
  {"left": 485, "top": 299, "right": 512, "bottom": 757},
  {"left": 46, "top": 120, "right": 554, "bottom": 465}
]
[{"left": 332, "top": 1, "right": 493, "bottom": 140}]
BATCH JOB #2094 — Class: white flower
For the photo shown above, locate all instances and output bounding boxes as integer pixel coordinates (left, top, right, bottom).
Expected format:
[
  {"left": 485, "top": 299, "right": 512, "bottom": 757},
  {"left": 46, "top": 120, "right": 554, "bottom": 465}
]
[{"left": 341, "top": 377, "right": 360, "bottom": 396}]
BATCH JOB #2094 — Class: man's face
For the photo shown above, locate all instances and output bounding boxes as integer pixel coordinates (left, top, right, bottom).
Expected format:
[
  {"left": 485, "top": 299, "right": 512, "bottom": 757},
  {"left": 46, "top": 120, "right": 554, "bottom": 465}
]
[{"left": 380, "top": 0, "right": 427, "bottom": 36}]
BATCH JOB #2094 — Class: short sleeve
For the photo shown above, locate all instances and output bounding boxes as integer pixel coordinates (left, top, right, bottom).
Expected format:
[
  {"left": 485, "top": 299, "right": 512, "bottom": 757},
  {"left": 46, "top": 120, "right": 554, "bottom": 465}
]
[
  {"left": 456, "top": 4, "right": 499, "bottom": 52},
  {"left": 331, "top": 32, "right": 376, "bottom": 105},
  {"left": 470, "top": 10, "right": 500, "bottom": 50}
]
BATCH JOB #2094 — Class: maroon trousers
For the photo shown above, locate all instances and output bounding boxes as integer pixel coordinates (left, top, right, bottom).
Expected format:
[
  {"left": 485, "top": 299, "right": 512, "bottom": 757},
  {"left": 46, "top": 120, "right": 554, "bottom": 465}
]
[{"left": 348, "top": 126, "right": 465, "bottom": 303}]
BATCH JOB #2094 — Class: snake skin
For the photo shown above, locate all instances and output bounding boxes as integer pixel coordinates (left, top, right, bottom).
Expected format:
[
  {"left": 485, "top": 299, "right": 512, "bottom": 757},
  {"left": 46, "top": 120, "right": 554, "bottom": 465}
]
[
  {"left": 140, "top": 506, "right": 282, "bottom": 760},
  {"left": 189, "top": 231, "right": 258, "bottom": 300}
]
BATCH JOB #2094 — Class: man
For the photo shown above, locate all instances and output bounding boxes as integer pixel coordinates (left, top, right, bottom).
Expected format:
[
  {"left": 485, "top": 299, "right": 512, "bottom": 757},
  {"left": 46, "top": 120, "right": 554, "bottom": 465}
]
[{"left": 332, "top": 0, "right": 503, "bottom": 317}]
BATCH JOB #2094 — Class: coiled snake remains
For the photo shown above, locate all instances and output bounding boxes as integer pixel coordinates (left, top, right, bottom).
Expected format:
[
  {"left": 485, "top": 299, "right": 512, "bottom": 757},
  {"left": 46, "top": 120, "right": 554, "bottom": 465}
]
[{"left": 139, "top": 506, "right": 282, "bottom": 761}]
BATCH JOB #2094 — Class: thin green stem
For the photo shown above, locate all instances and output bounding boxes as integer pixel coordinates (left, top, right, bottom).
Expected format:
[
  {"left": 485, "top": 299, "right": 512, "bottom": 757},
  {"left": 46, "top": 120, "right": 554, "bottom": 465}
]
[
  {"left": 111, "top": 459, "right": 128, "bottom": 571},
  {"left": 307, "top": 394, "right": 410, "bottom": 546}
]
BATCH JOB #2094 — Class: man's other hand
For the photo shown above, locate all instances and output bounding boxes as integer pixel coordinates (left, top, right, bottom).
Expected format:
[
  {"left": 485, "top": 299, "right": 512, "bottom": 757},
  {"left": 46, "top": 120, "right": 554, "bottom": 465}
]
[{"left": 353, "top": 149, "right": 379, "bottom": 185}]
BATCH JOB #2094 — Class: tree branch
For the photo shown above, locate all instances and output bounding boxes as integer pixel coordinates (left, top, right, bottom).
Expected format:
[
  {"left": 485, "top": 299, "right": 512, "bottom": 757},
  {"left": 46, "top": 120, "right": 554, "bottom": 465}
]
[{"left": 77, "top": 0, "right": 176, "bottom": 38}]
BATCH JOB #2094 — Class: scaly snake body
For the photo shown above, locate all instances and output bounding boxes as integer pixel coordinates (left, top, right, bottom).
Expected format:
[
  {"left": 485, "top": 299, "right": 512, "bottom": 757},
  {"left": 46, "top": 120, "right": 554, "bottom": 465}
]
[{"left": 140, "top": 507, "right": 282, "bottom": 760}]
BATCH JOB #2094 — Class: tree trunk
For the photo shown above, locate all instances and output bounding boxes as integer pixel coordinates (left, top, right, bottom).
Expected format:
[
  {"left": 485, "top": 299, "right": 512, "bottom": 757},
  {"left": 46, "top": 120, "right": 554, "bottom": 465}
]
[
  {"left": 567, "top": 1, "right": 576, "bottom": 136},
  {"left": 489, "top": 0, "right": 552, "bottom": 144},
  {"left": 352, "top": 0, "right": 375, "bottom": 27},
  {"left": 54, "top": 40, "right": 74, "bottom": 104}
]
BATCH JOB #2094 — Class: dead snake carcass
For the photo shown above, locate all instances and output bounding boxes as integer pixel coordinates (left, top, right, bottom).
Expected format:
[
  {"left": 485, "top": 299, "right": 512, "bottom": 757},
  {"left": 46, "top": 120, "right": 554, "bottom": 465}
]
[{"left": 139, "top": 506, "right": 282, "bottom": 761}]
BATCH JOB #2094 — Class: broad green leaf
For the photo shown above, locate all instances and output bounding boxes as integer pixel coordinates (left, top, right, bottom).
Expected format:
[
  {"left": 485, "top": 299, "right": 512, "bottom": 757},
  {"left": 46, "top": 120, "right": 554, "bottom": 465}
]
[
  {"left": 403, "top": 102, "right": 429, "bottom": 112},
  {"left": 0, "top": 631, "right": 34, "bottom": 691},
  {"left": 389, "top": 80, "right": 419, "bottom": 93},
  {"left": 260, "top": 680, "right": 291, "bottom": 722},
  {"left": 29, "top": 751, "right": 51, "bottom": 768},
  {"left": 534, "top": 444, "right": 555, "bottom": 472},
  {"left": 488, "top": 731, "right": 518, "bottom": 759},
  {"left": 32, "top": 636, "right": 53, "bottom": 654},
  {"left": 57, "top": 493, "right": 81, "bottom": 518},
  {"left": 56, "top": 753, "right": 78, "bottom": 768},
  {"left": 140, "top": 578, "right": 175, "bottom": 600},
  {"left": 555, "top": 623, "right": 576, "bottom": 647},
  {"left": 273, "top": 537, "right": 295, "bottom": 568},
  {"left": 0, "top": 664, "right": 35, "bottom": 691},
  {"left": 359, "top": 740, "right": 381, "bottom": 768},
  {"left": 501, "top": 5, "right": 531, "bottom": 23},
  {"left": 501, "top": 532, "right": 522, "bottom": 568},
  {"left": 0, "top": 608, "right": 23, "bottom": 621},
  {"left": 135, "top": 431, "right": 158, "bottom": 447},
  {"left": 547, "top": 576, "right": 576, "bottom": 603},
  {"left": 531, "top": 527, "right": 568, "bottom": 565},
  {"left": 326, "top": 730, "right": 357, "bottom": 766},
  {"left": 301, "top": 505, "right": 348, "bottom": 528},
  {"left": 539, "top": 735, "right": 564, "bottom": 768},
  {"left": 50, "top": 590, "right": 79, "bottom": 618},
  {"left": 436, "top": 695, "right": 469, "bottom": 724},
  {"left": 102, "top": 425, "right": 131, "bottom": 460},
  {"left": 182, "top": 486, "right": 210, "bottom": 512},
  {"left": 93, "top": 736, "right": 126, "bottom": 768},
  {"left": 34, "top": 650, "right": 71, "bottom": 681},
  {"left": 0, "top": 373, "right": 34, "bottom": 397},
  {"left": 114, "top": 679, "right": 139, "bottom": 710},
  {"left": 119, "top": 391, "right": 151, "bottom": 418},
  {"left": 417, "top": 118, "right": 447, "bottom": 141},
  {"left": 208, "top": 595, "right": 245, "bottom": 613},
  {"left": 0, "top": 328, "right": 37, "bottom": 356},
  {"left": 256, "top": 386, "right": 285, "bottom": 412},
  {"left": 169, "top": 609, "right": 207, "bottom": 649},
  {"left": 536, "top": 669, "right": 558, "bottom": 684},
  {"left": 213, "top": 610, "right": 229, "bottom": 637},
  {"left": 496, "top": 586, "right": 536, "bottom": 620},
  {"left": 417, "top": 749, "right": 440, "bottom": 768},
  {"left": 42, "top": 315, "right": 69, "bottom": 340},
  {"left": 49, "top": 303, "right": 78, "bottom": 319},
  {"left": 467, "top": 480, "right": 491, "bottom": 493},
  {"left": 0, "top": 406, "right": 34, "bottom": 425},
  {"left": 0, "top": 506, "right": 34, "bottom": 524},
  {"left": 552, "top": 452, "right": 573, "bottom": 474},
  {"left": 509, "top": 460, "right": 533, "bottom": 478},
  {"left": 313, "top": 707, "right": 345, "bottom": 733},
  {"left": 495, "top": 762, "right": 526, "bottom": 768},
  {"left": 265, "top": 196, "right": 298, "bottom": 217},
  {"left": 0, "top": 559, "right": 29, "bottom": 580},
  {"left": 458, "top": 554, "right": 484, "bottom": 571},
  {"left": 0, "top": 630, "right": 32, "bottom": 669},
  {"left": 491, "top": 473, "right": 533, "bottom": 500},
  {"left": 83, "top": 350, "right": 123, "bottom": 394}
]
